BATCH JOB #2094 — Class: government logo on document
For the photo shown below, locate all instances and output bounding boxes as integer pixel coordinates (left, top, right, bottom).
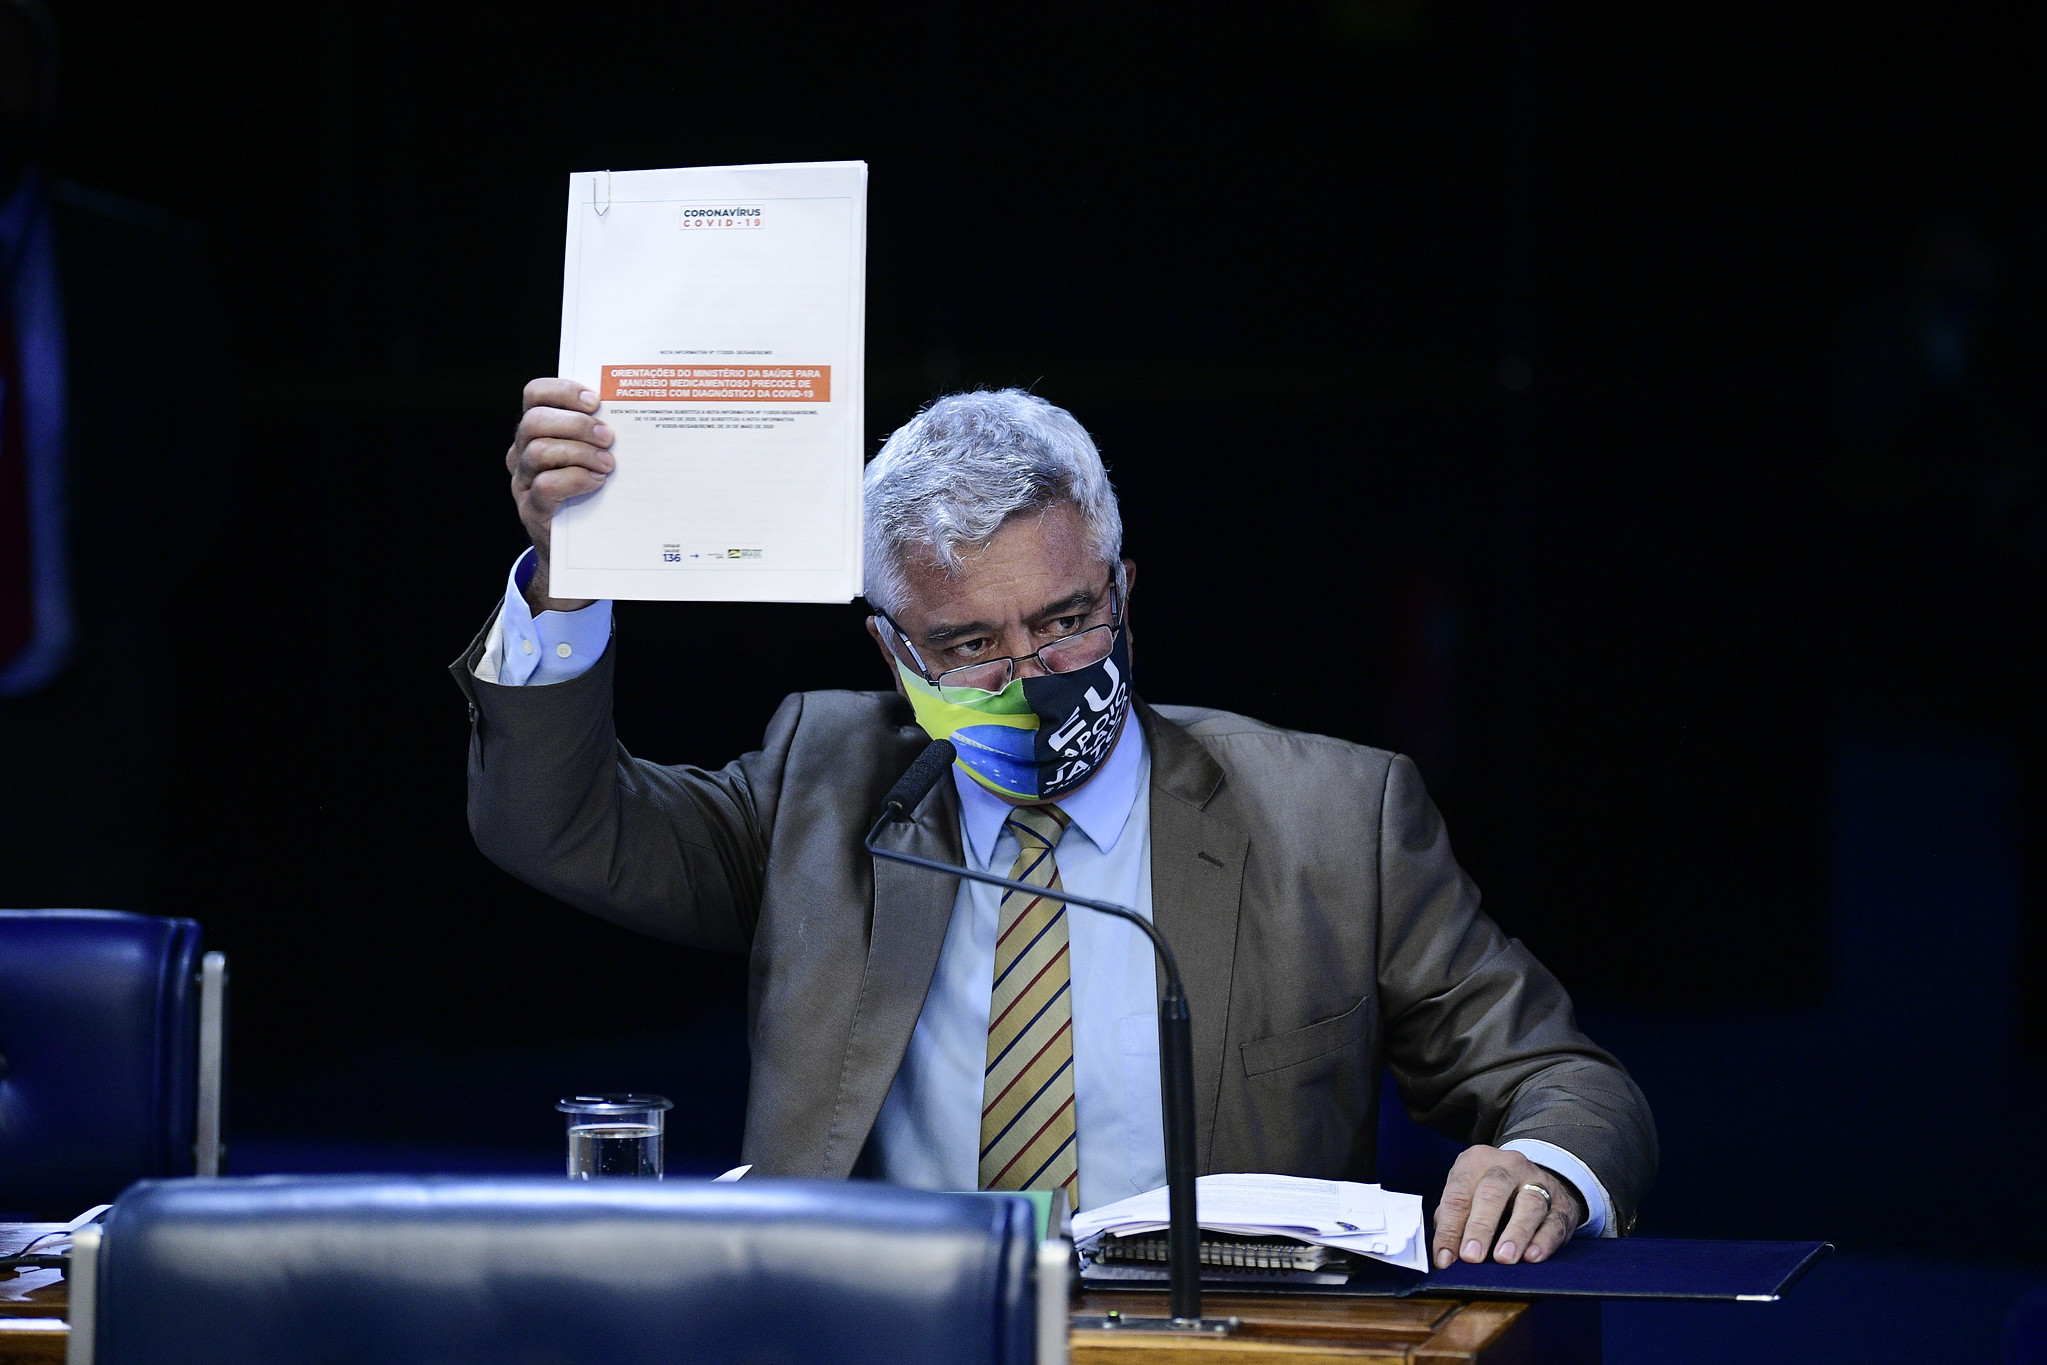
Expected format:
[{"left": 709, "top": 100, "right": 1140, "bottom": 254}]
[
  {"left": 679, "top": 204, "right": 764, "bottom": 230},
  {"left": 661, "top": 544, "right": 765, "bottom": 566}
]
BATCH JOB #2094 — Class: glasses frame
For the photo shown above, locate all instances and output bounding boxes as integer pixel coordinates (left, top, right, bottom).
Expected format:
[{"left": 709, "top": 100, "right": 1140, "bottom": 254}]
[{"left": 882, "top": 578, "right": 1124, "bottom": 693}]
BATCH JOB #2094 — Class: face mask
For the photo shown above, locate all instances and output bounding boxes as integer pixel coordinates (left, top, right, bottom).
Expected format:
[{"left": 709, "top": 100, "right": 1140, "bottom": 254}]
[{"left": 896, "top": 626, "right": 1133, "bottom": 803}]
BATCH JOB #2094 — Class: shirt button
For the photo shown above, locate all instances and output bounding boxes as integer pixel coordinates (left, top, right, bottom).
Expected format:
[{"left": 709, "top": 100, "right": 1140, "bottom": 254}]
[
  {"left": 556, "top": 642, "right": 573, "bottom": 658},
  {"left": 521, "top": 638, "right": 533, "bottom": 655}
]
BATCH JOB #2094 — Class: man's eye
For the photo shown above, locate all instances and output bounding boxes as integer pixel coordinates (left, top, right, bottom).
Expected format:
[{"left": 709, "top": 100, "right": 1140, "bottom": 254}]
[
  {"left": 1047, "top": 615, "right": 1085, "bottom": 637},
  {"left": 948, "top": 637, "right": 993, "bottom": 661}
]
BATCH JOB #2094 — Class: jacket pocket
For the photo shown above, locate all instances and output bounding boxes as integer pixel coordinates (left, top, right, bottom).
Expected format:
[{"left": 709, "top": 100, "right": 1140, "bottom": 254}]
[{"left": 1239, "top": 995, "right": 1370, "bottom": 1077}]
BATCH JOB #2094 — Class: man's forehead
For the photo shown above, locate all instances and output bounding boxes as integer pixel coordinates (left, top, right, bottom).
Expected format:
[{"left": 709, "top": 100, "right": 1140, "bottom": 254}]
[
  {"left": 894, "top": 507, "right": 1106, "bottom": 627},
  {"left": 900, "top": 563, "right": 1106, "bottom": 630}
]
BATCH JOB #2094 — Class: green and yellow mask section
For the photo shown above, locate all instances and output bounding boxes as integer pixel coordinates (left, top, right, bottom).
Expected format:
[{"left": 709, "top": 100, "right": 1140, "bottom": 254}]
[{"left": 895, "top": 661, "right": 1045, "bottom": 802}]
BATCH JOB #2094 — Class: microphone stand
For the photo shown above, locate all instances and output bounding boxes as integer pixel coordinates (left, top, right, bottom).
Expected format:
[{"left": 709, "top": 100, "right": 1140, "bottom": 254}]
[{"left": 866, "top": 769, "right": 1232, "bottom": 1335}]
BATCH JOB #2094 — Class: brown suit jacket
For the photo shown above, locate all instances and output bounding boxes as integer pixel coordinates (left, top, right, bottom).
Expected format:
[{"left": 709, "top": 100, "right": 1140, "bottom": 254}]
[{"left": 452, "top": 627, "right": 1656, "bottom": 1231}]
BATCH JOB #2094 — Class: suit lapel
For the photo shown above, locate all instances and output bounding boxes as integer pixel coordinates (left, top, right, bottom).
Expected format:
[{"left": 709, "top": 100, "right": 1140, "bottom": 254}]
[
  {"left": 818, "top": 772, "right": 964, "bottom": 1177},
  {"left": 1138, "top": 701, "right": 1247, "bottom": 1170}
]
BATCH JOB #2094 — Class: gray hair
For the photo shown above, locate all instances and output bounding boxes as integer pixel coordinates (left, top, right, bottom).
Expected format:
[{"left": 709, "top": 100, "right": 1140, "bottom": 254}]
[{"left": 862, "top": 389, "right": 1123, "bottom": 615}]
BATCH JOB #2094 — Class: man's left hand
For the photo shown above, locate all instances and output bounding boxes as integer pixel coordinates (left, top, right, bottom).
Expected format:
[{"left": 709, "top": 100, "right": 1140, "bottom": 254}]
[{"left": 1431, "top": 1145, "right": 1586, "bottom": 1268}]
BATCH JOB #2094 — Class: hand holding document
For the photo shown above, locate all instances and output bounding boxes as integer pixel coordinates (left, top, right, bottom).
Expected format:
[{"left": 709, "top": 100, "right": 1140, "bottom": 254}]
[
  {"left": 549, "top": 161, "right": 867, "bottom": 602},
  {"left": 1073, "top": 1173, "right": 1428, "bottom": 1275}
]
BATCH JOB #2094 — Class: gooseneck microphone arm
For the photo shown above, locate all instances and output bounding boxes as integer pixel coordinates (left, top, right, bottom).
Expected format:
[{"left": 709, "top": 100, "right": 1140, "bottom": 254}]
[{"left": 864, "top": 739, "right": 1207, "bottom": 1327}]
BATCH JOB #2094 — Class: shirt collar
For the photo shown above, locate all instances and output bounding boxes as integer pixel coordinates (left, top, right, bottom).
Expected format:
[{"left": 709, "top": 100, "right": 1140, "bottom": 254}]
[{"left": 953, "top": 712, "right": 1147, "bottom": 866}]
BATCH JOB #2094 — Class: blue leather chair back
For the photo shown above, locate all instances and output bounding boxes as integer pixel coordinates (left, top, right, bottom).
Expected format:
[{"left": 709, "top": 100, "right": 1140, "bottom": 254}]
[
  {"left": 94, "top": 1175, "right": 1038, "bottom": 1365},
  {"left": 0, "top": 910, "right": 204, "bottom": 1217}
]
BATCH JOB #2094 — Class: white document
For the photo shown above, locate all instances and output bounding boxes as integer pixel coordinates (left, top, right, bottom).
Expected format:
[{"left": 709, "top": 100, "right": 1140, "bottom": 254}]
[
  {"left": 1071, "top": 1172, "right": 1429, "bottom": 1273},
  {"left": 550, "top": 161, "right": 867, "bottom": 602}
]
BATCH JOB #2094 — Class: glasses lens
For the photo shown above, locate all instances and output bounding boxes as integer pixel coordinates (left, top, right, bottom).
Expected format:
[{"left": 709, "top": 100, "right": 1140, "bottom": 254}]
[
  {"left": 1039, "top": 626, "right": 1114, "bottom": 675},
  {"left": 939, "top": 660, "right": 1012, "bottom": 693}
]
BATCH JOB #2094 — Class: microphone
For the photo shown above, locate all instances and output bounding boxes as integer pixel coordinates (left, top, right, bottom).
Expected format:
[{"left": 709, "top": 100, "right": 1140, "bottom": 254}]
[
  {"left": 880, "top": 737, "right": 958, "bottom": 820},
  {"left": 865, "top": 739, "right": 1214, "bottom": 1331}
]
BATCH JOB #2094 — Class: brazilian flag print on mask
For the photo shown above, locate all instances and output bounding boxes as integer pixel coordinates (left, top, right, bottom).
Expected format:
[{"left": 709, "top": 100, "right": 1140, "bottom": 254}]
[{"left": 897, "top": 626, "right": 1134, "bottom": 802}]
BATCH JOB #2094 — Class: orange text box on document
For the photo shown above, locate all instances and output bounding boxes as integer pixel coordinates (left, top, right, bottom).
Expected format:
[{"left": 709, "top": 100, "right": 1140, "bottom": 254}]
[{"left": 601, "top": 365, "right": 832, "bottom": 402}]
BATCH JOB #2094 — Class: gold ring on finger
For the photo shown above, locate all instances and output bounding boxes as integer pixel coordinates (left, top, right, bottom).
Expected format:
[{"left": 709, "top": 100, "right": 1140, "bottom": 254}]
[{"left": 1519, "top": 1182, "right": 1553, "bottom": 1209}]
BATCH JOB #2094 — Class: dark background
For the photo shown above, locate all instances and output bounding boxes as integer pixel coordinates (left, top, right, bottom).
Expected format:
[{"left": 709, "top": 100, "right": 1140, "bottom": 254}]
[{"left": 20, "top": 1, "right": 2047, "bottom": 1350}]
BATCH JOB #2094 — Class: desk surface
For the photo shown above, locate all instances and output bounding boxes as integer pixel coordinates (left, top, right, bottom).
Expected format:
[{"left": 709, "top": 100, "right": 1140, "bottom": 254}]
[
  {"left": 0, "top": 1224, "right": 1540, "bottom": 1365},
  {"left": 0, "top": 1225, "right": 67, "bottom": 1365},
  {"left": 1071, "top": 1290, "right": 1533, "bottom": 1363}
]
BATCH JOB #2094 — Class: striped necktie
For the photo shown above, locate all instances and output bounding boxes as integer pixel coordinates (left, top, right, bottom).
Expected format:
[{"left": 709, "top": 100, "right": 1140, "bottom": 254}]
[{"left": 979, "top": 803, "right": 1080, "bottom": 1205}]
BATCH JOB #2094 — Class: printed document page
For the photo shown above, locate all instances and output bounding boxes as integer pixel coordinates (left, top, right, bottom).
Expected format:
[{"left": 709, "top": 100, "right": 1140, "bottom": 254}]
[
  {"left": 549, "top": 161, "right": 866, "bottom": 601},
  {"left": 1072, "top": 1172, "right": 1429, "bottom": 1272}
]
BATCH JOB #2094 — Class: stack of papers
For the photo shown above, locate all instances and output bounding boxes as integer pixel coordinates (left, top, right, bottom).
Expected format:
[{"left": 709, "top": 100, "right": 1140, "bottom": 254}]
[
  {"left": 1071, "top": 1173, "right": 1428, "bottom": 1273},
  {"left": 1, "top": 1205, "right": 107, "bottom": 1265}
]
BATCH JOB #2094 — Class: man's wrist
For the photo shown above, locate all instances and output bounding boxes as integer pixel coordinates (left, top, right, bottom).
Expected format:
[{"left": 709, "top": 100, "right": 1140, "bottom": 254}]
[
  {"left": 489, "top": 547, "right": 613, "bottom": 686},
  {"left": 518, "top": 546, "right": 596, "bottom": 616}
]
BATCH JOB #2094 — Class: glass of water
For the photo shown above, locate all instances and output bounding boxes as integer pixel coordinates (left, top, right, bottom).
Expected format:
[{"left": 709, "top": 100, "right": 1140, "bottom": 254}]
[{"left": 557, "top": 1094, "right": 671, "bottom": 1179}]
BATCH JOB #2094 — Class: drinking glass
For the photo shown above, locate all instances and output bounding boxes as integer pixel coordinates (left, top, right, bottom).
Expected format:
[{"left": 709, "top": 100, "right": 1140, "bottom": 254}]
[{"left": 557, "top": 1094, "right": 671, "bottom": 1178}]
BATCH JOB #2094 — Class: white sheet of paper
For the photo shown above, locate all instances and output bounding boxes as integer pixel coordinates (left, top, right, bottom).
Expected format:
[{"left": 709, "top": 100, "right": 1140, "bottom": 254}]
[
  {"left": 1070, "top": 1172, "right": 1428, "bottom": 1273},
  {"left": 549, "top": 161, "right": 866, "bottom": 602}
]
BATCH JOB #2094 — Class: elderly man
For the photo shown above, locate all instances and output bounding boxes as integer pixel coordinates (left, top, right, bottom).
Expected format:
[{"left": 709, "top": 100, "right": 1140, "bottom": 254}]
[{"left": 454, "top": 382, "right": 1656, "bottom": 1271}]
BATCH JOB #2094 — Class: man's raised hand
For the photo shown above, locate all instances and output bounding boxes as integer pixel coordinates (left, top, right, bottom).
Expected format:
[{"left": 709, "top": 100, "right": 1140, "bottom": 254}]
[
  {"left": 1431, "top": 1144, "right": 1586, "bottom": 1269},
  {"left": 507, "top": 378, "right": 613, "bottom": 613}
]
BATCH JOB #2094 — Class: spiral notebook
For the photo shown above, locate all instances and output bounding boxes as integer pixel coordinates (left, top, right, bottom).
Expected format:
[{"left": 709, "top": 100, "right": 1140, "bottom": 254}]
[{"left": 1070, "top": 1172, "right": 1430, "bottom": 1286}]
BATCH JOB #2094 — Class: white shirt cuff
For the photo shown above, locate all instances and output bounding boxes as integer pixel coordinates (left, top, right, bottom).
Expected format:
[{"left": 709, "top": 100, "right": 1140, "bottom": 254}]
[
  {"left": 1501, "top": 1138, "right": 1614, "bottom": 1238},
  {"left": 474, "top": 547, "right": 612, "bottom": 686}
]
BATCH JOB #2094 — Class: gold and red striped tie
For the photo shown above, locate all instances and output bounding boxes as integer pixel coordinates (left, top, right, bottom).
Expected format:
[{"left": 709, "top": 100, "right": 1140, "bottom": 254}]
[{"left": 979, "top": 803, "right": 1080, "bottom": 1205}]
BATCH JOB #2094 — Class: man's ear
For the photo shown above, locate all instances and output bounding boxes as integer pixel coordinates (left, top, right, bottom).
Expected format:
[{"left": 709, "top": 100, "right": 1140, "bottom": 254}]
[
  {"left": 1119, "top": 559, "right": 1138, "bottom": 669},
  {"left": 866, "top": 616, "right": 910, "bottom": 700}
]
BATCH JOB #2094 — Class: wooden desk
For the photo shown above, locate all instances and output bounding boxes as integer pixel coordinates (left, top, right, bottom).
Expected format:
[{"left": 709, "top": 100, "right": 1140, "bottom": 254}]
[
  {"left": 1070, "top": 1290, "right": 1552, "bottom": 1363},
  {"left": 0, "top": 1225, "right": 1560, "bottom": 1364},
  {"left": 0, "top": 1225, "right": 68, "bottom": 1365}
]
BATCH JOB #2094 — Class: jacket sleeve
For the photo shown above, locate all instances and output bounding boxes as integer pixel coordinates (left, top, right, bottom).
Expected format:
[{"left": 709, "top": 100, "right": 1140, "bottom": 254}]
[
  {"left": 449, "top": 607, "right": 796, "bottom": 955},
  {"left": 1372, "top": 753, "right": 1659, "bottom": 1233}
]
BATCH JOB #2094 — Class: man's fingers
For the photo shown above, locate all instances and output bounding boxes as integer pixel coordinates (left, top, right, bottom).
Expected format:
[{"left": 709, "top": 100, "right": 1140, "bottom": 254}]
[
  {"left": 1522, "top": 1208, "right": 1575, "bottom": 1264},
  {"left": 1431, "top": 1163, "right": 1481, "bottom": 1270},
  {"left": 524, "top": 466, "right": 607, "bottom": 515},
  {"left": 503, "top": 378, "right": 607, "bottom": 554},
  {"left": 1491, "top": 1185, "right": 1551, "bottom": 1265},
  {"left": 1457, "top": 1165, "right": 1519, "bottom": 1263},
  {"left": 523, "top": 377, "right": 600, "bottom": 414},
  {"left": 1434, "top": 1148, "right": 1585, "bottom": 1269},
  {"left": 518, "top": 405, "right": 613, "bottom": 449},
  {"left": 514, "top": 437, "right": 615, "bottom": 484}
]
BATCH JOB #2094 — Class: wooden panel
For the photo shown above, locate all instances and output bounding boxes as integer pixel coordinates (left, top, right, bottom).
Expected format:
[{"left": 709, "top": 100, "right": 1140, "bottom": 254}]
[
  {"left": 1413, "top": 1303, "right": 1530, "bottom": 1364},
  {"left": 0, "top": 1269, "right": 66, "bottom": 1320},
  {"left": 1071, "top": 1292, "right": 1531, "bottom": 1364},
  {"left": 1072, "top": 1336, "right": 1409, "bottom": 1364},
  {"left": 1075, "top": 1291, "right": 1458, "bottom": 1342},
  {"left": 0, "top": 1320, "right": 67, "bottom": 1365}
]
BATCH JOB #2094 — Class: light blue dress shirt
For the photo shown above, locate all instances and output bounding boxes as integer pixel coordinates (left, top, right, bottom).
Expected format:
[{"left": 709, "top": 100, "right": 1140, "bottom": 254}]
[
  {"left": 471, "top": 549, "right": 616, "bottom": 687},
  {"left": 869, "top": 709, "right": 1168, "bottom": 1210},
  {"left": 477, "top": 551, "right": 1615, "bottom": 1230}
]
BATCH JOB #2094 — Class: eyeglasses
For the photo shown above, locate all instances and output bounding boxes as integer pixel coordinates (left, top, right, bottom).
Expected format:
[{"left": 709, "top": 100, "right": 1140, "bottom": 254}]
[{"left": 885, "top": 580, "right": 1123, "bottom": 694}]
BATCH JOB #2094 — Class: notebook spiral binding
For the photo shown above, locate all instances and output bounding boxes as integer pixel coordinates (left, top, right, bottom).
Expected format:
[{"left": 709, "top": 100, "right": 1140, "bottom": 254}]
[{"left": 1091, "top": 1232, "right": 1356, "bottom": 1274}]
